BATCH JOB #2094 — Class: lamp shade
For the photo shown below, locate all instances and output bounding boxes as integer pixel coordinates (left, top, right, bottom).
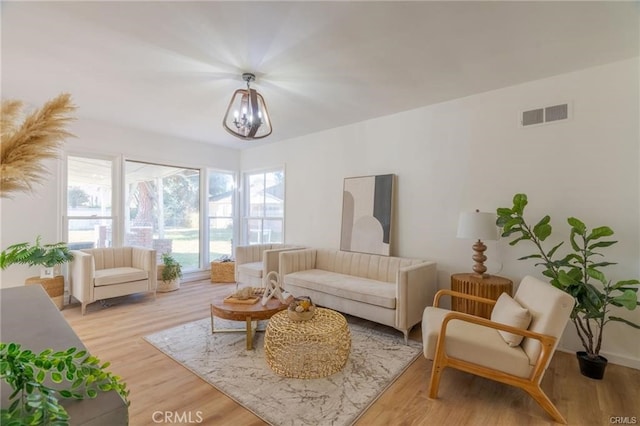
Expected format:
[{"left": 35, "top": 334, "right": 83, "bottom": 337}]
[
  {"left": 457, "top": 211, "right": 498, "bottom": 241},
  {"left": 222, "top": 73, "right": 272, "bottom": 140}
]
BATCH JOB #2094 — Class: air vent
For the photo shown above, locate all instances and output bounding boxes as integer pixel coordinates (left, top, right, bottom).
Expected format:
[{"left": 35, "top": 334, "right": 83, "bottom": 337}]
[
  {"left": 520, "top": 103, "right": 570, "bottom": 127},
  {"left": 545, "top": 104, "right": 568, "bottom": 122},
  {"left": 522, "top": 108, "right": 544, "bottom": 126}
]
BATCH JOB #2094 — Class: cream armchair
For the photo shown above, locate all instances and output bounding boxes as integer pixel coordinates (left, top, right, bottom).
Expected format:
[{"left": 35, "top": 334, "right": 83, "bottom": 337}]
[
  {"left": 234, "top": 243, "right": 303, "bottom": 287},
  {"left": 70, "top": 247, "right": 157, "bottom": 315},
  {"left": 422, "top": 275, "right": 574, "bottom": 424}
]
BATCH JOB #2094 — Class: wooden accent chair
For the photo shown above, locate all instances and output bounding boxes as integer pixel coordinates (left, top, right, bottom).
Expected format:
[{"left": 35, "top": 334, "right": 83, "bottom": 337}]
[{"left": 422, "top": 275, "right": 574, "bottom": 424}]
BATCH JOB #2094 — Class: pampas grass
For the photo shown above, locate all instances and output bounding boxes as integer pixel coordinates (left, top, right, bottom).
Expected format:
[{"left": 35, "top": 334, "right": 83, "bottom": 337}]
[{"left": 1, "top": 93, "right": 76, "bottom": 198}]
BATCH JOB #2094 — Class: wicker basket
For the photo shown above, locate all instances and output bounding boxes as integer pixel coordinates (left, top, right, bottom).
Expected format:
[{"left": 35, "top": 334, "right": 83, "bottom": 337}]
[
  {"left": 211, "top": 261, "right": 235, "bottom": 283},
  {"left": 288, "top": 309, "right": 315, "bottom": 321},
  {"left": 288, "top": 296, "right": 315, "bottom": 321}
]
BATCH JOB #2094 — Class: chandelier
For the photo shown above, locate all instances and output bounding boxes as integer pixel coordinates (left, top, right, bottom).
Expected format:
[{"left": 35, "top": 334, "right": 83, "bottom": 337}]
[{"left": 222, "top": 73, "right": 272, "bottom": 140}]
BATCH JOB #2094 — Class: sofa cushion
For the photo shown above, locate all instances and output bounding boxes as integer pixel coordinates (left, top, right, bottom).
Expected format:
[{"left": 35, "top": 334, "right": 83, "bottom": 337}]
[
  {"left": 237, "top": 261, "right": 263, "bottom": 278},
  {"left": 491, "top": 293, "right": 532, "bottom": 347},
  {"left": 94, "top": 267, "right": 148, "bottom": 287},
  {"left": 315, "top": 249, "right": 423, "bottom": 283},
  {"left": 284, "top": 269, "right": 396, "bottom": 309},
  {"left": 422, "top": 307, "right": 532, "bottom": 378}
]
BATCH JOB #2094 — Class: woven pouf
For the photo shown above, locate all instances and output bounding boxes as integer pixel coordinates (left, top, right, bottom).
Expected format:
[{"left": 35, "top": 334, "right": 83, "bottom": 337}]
[{"left": 264, "top": 307, "right": 351, "bottom": 379}]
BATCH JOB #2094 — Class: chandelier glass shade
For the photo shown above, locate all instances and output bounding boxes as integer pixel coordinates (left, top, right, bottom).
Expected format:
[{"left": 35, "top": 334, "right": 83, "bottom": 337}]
[{"left": 222, "top": 73, "right": 272, "bottom": 140}]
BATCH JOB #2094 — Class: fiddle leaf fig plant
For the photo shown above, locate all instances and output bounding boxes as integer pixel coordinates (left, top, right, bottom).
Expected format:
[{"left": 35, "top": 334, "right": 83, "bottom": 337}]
[
  {"left": 0, "top": 342, "right": 129, "bottom": 425},
  {"left": 497, "top": 193, "right": 640, "bottom": 359}
]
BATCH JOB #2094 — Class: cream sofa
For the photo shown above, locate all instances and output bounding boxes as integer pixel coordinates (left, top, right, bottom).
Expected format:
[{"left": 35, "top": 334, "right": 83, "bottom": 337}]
[
  {"left": 235, "top": 243, "right": 303, "bottom": 287},
  {"left": 279, "top": 248, "right": 437, "bottom": 342},
  {"left": 70, "top": 247, "right": 157, "bottom": 315}
]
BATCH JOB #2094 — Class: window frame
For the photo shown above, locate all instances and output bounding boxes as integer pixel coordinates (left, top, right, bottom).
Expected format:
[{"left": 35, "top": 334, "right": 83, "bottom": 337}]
[
  {"left": 123, "top": 158, "right": 201, "bottom": 272},
  {"left": 206, "top": 168, "right": 238, "bottom": 263},
  {"left": 63, "top": 153, "right": 246, "bottom": 274},
  {"left": 241, "top": 166, "right": 285, "bottom": 245},
  {"left": 63, "top": 153, "right": 121, "bottom": 249}
]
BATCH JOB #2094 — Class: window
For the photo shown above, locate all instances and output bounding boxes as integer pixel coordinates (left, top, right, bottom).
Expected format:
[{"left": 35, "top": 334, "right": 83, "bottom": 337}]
[
  {"left": 208, "top": 171, "right": 235, "bottom": 260},
  {"left": 124, "top": 161, "right": 200, "bottom": 270},
  {"left": 243, "top": 169, "right": 284, "bottom": 244},
  {"left": 65, "top": 156, "right": 115, "bottom": 250},
  {"left": 66, "top": 155, "right": 240, "bottom": 273}
]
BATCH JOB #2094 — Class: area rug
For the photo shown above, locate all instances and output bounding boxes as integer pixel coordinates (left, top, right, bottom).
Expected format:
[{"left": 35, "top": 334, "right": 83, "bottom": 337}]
[{"left": 144, "top": 317, "right": 422, "bottom": 426}]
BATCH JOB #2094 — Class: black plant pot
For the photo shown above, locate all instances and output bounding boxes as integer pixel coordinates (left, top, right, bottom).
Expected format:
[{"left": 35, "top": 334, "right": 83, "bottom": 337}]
[{"left": 577, "top": 351, "right": 608, "bottom": 380}]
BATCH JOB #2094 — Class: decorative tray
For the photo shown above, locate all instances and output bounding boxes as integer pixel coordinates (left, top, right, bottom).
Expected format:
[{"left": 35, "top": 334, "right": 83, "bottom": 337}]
[
  {"left": 223, "top": 295, "right": 260, "bottom": 304},
  {"left": 223, "top": 287, "right": 265, "bottom": 305}
]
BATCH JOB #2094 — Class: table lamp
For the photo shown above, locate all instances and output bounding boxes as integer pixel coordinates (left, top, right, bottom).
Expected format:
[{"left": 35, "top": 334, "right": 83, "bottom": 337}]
[{"left": 457, "top": 209, "right": 498, "bottom": 278}]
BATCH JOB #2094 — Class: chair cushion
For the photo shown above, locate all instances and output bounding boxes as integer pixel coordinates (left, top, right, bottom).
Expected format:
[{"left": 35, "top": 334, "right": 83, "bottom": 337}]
[
  {"left": 283, "top": 269, "right": 396, "bottom": 309},
  {"left": 94, "top": 267, "right": 148, "bottom": 286},
  {"left": 514, "top": 276, "right": 575, "bottom": 367},
  {"left": 491, "top": 293, "right": 532, "bottom": 347},
  {"left": 237, "top": 262, "right": 263, "bottom": 278},
  {"left": 422, "top": 306, "right": 532, "bottom": 378},
  {"left": 82, "top": 247, "right": 134, "bottom": 269}
]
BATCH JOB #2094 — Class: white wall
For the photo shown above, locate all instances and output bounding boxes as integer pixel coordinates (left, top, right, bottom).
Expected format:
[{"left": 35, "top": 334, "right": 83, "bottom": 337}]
[
  {"left": 0, "top": 158, "right": 61, "bottom": 287},
  {"left": 241, "top": 58, "right": 640, "bottom": 368},
  {"left": 0, "top": 119, "right": 240, "bottom": 287},
  {"left": 66, "top": 118, "right": 239, "bottom": 170}
]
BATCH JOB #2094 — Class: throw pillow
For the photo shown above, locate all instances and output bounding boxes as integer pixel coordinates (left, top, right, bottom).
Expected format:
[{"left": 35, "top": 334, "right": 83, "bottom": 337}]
[{"left": 490, "top": 293, "right": 532, "bottom": 347}]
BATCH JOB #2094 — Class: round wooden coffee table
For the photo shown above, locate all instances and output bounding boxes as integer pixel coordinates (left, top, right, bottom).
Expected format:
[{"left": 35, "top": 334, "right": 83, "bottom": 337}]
[{"left": 210, "top": 294, "right": 291, "bottom": 350}]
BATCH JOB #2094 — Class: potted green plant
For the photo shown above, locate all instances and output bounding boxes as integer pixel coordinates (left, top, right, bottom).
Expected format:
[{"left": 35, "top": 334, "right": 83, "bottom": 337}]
[
  {"left": 496, "top": 193, "right": 639, "bottom": 379},
  {"left": 0, "top": 236, "right": 74, "bottom": 279},
  {"left": 0, "top": 237, "right": 74, "bottom": 309},
  {"left": 157, "top": 253, "right": 182, "bottom": 293},
  {"left": 0, "top": 342, "right": 129, "bottom": 424}
]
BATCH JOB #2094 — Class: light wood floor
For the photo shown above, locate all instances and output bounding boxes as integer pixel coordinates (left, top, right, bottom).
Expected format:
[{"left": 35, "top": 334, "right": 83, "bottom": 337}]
[{"left": 62, "top": 280, "right": 640, "bottom": 426}]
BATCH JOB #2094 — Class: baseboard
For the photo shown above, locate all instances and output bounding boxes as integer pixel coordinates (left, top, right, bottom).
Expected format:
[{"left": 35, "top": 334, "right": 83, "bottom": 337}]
[
  {"left": 556, "top": 346, "right": 640, "bottom": 371},
  {"left": 182, "top": 270, "right": 210, "bottom": 283}
]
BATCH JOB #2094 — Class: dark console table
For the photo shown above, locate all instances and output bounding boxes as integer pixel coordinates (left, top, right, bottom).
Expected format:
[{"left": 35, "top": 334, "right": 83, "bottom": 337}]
[{"left": 0, "top": 285, "right": 128, "bottom": 425}]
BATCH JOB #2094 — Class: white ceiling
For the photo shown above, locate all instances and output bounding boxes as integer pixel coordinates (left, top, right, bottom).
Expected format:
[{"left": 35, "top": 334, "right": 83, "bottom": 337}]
[{"left": 2, "top": 1, "right": 638, "bottom": 150}]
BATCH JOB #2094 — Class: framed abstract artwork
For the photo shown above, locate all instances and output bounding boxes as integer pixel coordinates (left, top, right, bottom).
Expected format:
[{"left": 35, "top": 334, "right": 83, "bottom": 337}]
[{"left": 340, "top": 174, "right": 395, "bottom": 256}]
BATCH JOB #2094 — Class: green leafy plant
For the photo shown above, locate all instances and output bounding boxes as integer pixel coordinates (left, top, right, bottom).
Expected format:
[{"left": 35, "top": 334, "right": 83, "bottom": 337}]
[
  {"left": 0, "top": 237, "right": 74, "bottom": 269},
  {"left": 0, "top": 342, "right": 129, "bottom": 425},
  {"left": 496, "top": 193, "right": 640, "bottom": 359},
  {"left": 160, "top": 253, "right": 182, "bottom": 283}
]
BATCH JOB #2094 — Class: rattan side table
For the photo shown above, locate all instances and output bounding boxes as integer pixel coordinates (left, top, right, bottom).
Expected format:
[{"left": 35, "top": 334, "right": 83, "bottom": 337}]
[
  {"left": 451, "top": 273, "right": 513, "bottom": 319},
  {"left": 264, "top": 308, "right": 351, "bottom": 379},
  {"left": 210, "top": 261, "right": 235, "bottom": 283}
]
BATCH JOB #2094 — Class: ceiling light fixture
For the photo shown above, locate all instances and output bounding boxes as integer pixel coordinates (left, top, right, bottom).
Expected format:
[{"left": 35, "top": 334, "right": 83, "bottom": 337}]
[{"left": 222, "top": 72, "right": 272, "bottom": 140}]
